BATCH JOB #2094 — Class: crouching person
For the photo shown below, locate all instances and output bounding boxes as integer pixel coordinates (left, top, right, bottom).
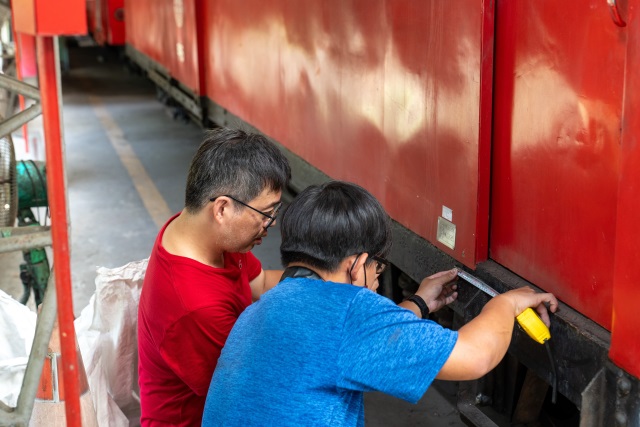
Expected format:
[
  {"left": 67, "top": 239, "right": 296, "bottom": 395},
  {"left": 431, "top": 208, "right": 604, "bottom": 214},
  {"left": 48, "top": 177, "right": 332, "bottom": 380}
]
[{"left": 201, "top": 181, "right": 558, "bottom": 427}]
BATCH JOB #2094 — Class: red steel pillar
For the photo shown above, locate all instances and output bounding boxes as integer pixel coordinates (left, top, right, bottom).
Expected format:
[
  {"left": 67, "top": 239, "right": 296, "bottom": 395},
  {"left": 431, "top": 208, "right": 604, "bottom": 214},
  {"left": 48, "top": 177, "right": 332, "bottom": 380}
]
[
  {"left": 35, "top": 35, "right": 82, "bottom": 427},
  {"left": 13, "top": 1, "right": 87, "bottom": 424}
]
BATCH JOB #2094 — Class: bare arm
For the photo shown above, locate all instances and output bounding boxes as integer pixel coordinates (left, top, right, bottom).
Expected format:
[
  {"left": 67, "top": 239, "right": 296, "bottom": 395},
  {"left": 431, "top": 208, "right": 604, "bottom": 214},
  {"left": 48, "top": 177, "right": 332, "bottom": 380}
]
[
  {"left": 436, "top": 288, "right": 558, "bottom": 380},
  {"left": 249, "top": 269, "right": 284, "bottom": 301}
]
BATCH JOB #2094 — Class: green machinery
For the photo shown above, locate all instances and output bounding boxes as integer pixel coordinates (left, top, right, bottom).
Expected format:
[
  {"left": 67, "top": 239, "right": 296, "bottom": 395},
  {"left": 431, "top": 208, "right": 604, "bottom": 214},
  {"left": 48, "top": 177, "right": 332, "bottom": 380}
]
[{"left": 0, "top": 134, "right": 50, "bottom": 306}]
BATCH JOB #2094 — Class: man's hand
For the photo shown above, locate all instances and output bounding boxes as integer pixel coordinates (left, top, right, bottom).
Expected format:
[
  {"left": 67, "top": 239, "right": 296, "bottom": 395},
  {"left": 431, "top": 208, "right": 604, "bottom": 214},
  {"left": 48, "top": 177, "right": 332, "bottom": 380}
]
[
  {"left": 415, "top": 269, "right": 458, "bottom": 313},
  {"left": 500, "top": 287, "right": 559, "bottom": 327}
]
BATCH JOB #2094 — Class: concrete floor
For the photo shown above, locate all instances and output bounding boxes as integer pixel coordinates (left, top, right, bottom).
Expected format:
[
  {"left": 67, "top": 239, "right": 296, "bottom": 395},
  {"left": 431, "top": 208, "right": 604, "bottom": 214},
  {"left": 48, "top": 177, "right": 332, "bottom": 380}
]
[{"left": 0, "top": 46, "right": 466, "bottom": 426}]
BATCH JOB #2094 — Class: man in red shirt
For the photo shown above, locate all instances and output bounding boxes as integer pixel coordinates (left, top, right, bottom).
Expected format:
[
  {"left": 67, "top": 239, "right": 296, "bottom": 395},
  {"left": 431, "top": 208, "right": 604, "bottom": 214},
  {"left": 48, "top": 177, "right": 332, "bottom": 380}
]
[{"left": 137, "top": 128, "right": 291, "bottom": 426}]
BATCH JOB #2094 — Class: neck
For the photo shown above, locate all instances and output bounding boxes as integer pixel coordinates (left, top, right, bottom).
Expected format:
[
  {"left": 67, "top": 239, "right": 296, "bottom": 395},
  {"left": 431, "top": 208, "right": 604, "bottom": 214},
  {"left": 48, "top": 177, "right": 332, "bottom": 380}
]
[
  {"left": 282, "top": 265, "right": 324, "bottom": 281},
  {"left": 163, "top": 210, "right": 225, "bottom": 268},
  {"left": 285, "top": 263, "right": 351, "bottom": 285}
]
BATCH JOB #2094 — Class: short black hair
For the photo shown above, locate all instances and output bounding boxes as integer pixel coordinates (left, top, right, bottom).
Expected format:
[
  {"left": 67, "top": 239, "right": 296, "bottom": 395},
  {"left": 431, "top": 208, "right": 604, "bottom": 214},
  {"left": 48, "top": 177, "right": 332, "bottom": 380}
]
[
  {"left": 185, "top": 128, "right": 291, "bottom": 212},
  {"left": 280, "top": 181, "right": 392, "bottom": 272}
]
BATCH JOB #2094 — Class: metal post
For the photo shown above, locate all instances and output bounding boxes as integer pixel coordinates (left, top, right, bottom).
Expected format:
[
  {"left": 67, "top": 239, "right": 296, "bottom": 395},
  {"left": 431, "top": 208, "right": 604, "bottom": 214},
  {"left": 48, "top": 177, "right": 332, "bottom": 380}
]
[
  {"left": 0, "top": 73, "right": 41, "bottom": 100},
  {"left": 0, "top": 229, "right": 51, "bottom": 253},
  {"left": 0, "top": 103, "right": 41, "bottom": 138},
  {"left": 35, "top": 35, "right": 81, "bottom": 427},
  {"left": 0, "top": 272, "right": 58, "bottom": 427}
]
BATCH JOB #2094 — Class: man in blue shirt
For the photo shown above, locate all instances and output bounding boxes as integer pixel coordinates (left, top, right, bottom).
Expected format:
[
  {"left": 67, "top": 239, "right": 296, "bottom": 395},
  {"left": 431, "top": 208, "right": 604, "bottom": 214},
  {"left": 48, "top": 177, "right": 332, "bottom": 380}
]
[{"left": 202, "top": 181, "right": 558, "bottom": 427}]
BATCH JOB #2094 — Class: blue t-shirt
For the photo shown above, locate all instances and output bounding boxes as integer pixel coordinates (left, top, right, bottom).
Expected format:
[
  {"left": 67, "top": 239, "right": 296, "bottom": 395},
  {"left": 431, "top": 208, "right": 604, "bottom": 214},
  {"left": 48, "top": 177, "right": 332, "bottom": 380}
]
[{"left": 202, "top": 277, "right": 458, "bottom": 427}]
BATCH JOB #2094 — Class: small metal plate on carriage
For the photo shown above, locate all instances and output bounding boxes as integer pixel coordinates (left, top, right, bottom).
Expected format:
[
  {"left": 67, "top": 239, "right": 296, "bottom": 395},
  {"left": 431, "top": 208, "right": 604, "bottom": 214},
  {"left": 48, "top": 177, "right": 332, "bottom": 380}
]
[{"left": 437, "top": 216, "right": 456, "bottom": 250}]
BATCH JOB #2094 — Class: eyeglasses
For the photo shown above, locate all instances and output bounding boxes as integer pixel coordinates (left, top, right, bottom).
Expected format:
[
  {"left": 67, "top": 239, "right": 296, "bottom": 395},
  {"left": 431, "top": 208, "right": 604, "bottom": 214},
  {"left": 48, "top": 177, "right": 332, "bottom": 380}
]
[
  {"left": 371, "top": 255, "right": 389, "bottom": 275},
  {"left": 210, "top": 195, "right": 282, "bottom": 228},
  {"left": 349, "top": 253, "right": 389, "bottom": 289}
]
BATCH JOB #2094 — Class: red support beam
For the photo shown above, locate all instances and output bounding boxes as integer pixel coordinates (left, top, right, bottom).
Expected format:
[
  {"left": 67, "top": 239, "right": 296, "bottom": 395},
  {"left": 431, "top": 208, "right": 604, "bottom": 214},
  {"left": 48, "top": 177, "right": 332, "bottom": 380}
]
[{"left": 35, "top": 36, "right": 82, "bottom": 426}]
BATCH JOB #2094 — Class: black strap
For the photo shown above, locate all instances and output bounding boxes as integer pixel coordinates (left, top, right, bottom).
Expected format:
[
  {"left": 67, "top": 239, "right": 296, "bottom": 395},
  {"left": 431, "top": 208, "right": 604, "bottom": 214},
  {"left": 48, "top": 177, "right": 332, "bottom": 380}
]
[
  {"left": 280, "top": 266, "right": 324, "bottom": 282},
  {"left": 405, "top": 294, "right": 430, "bottom": 319}
]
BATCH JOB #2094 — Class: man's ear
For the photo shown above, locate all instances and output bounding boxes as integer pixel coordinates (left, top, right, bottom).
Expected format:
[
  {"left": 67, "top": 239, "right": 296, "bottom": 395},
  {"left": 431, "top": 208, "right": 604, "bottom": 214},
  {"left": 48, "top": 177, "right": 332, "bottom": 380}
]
[
  {"left": 346, "top": 253, "right": 369, "bottom": 285},
  {"left": 210, "top": 197, "right": 231, "bottom": 224}
]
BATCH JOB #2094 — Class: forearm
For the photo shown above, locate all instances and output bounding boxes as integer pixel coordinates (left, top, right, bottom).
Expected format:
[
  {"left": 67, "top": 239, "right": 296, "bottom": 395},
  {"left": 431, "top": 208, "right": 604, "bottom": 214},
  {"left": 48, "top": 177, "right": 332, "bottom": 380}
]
[
  {"left": 437, "top": 295, "right": 516, "bottom": 380},
  {"left": 459, "top": 296, "right": 516, "bottom": 369}
]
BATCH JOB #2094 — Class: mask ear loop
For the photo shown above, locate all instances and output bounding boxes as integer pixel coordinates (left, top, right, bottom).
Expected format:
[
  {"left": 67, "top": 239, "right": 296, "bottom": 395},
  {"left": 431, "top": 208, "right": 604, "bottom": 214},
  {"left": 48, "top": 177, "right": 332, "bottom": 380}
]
[
  {"left": 364, "top": 263, "right": 367, "bottom": 288},
  {"left": 349, "top": 254, "right": 360, "bottom": 285},
  {"left": 349, "top": 253, "right": 366, "bottom": 287}
]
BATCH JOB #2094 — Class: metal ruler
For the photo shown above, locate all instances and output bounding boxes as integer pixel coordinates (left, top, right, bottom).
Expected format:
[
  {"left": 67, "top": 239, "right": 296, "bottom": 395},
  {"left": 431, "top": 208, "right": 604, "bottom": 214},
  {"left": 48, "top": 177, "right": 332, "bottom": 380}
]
[
  {"left": 456, "top": 268, "right": 499, "bottom": 297},
  {"left": 456, "top": 267, "right": 551, "bottom": 345}
]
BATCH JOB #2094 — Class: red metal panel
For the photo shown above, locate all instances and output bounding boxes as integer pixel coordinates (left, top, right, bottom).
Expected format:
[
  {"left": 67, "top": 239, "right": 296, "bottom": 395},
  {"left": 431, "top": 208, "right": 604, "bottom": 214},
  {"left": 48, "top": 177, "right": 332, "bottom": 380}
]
[
  {"left": 490, "top": 0, "right": 626, "bottom": 329},
  {"left": 610, "top": 1, "right": 640, "bottom": 378},
  {"left": 13, "top": 0, "right": 36, "bottom": 35},
  {"left": 105, "top": 0, "right": 125, "bottom": 45},
  {"left": 16, "top": 33, "right": 36, "bottom": 78},
  {"left": 92, "top": 0, "right": 125, "bottom": 45},
  {"left": 125, "top": 0, "right": 167, "bottom": 65},
  {"left": 164, "top": 0, "right": 203, "bottom": 95},
  {"left": 203, "top": 0, "right": 491, "bottom": 267},
  {"left": 87, "top": 0, "right": 97, "bottom": 34},
  {"left": 14, "top": 0, "right": 87, "bottom": 36}
]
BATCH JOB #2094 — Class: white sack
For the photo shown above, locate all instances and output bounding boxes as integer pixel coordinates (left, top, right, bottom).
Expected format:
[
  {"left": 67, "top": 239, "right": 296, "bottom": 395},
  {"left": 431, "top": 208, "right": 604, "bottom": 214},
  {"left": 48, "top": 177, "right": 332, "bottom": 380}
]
[
  {"left": 0, "top": 289, "right": 36, "bottom": 407},
  {"left": 0, "top": 258, "right": 146, "bottom": 426},
  {"left": 76, "top": 258, "right": 147, "bottom": 427}
]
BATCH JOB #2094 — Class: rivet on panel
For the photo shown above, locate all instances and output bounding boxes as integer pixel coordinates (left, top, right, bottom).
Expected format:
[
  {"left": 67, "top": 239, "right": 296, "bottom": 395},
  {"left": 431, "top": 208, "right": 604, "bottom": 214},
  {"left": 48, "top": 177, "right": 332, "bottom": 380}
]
[
  {"left": 614, "top": 409, "right": 628, "bottom": 426},
  {"left": 617, "top": 377, "right": 631, "bottom": 396}
]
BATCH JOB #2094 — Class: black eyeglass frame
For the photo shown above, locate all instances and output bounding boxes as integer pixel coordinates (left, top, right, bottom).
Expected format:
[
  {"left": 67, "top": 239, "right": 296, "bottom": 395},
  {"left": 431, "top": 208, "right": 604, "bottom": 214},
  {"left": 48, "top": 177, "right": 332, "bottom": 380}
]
[
  {"left": 210, "top": 194, "right": 282, "bottom": 229},
  {"left": 371, "top": 254, "right": 389, "bottom": 275},
  {"left": 348, "top": 253, "right": 390, "bottom": 289}
]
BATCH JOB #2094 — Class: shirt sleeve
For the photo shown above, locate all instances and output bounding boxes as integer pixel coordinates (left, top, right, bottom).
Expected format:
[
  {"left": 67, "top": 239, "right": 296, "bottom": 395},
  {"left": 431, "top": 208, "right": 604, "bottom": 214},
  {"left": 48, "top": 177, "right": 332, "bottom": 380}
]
[
  {"left": 336, "top": 290, "right": 458, "bottom": 404},
  {"left": 159, "top": 307, "right": 239, "bottom": 396},
  {"left": 245, "top": 251, "right": 262, "bottom": 281}
]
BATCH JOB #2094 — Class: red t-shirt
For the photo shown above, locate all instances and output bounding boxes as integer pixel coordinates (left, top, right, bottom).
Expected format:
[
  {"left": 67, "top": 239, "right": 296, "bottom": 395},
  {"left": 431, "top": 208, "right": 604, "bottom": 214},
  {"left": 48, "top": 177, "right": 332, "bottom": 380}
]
[{"left": 138, "top": 214, "right": 261, "bottom": 426}]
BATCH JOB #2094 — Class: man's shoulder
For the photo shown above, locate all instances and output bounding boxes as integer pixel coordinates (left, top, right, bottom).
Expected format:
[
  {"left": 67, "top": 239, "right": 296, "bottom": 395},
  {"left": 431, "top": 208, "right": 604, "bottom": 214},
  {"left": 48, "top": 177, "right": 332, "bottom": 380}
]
[
  {"left": 344, "top": 287, "right": 407, "bottom": 319},
  {"left": 142, "top": 259, "right": 243, "bottom": 307},
  {"left": 259, "top": 278, "right": 369, "bottom": 320},
  {"left": 272, "top": 277, "right": 363, "bottom": 297}
]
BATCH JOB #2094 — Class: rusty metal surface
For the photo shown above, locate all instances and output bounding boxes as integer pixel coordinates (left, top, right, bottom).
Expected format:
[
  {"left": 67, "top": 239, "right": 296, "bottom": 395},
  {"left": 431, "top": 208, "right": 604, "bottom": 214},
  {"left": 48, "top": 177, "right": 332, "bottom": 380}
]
[{"left": 580, "top": 363, "right": 640, "bottom": 427}]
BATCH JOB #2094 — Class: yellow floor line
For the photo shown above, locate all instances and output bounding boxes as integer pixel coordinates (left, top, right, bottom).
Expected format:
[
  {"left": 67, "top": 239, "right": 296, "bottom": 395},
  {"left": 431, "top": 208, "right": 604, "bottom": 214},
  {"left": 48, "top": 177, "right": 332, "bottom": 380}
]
[{"left": 88, "top": 96, "right": 172, "bottom": 229}]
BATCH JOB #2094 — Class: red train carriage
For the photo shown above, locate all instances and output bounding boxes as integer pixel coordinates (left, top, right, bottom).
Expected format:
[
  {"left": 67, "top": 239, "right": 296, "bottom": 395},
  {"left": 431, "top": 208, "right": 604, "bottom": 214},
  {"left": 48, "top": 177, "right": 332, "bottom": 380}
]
[
  {"left": 87, "top": 0, "right": 125, "bottom": 46},
  {"left": 124, "top": 0, "right": 640, "bottom": 425},
  {"left": 125, "top": 0, "right": 206, "bottom": 122}
]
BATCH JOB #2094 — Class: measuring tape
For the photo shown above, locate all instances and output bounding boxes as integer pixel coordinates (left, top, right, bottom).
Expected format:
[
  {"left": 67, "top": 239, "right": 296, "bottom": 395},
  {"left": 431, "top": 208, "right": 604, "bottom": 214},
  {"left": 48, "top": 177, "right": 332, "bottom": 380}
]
[{"left": 456, "top": 268, "right": 551, "bottom": 344}]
